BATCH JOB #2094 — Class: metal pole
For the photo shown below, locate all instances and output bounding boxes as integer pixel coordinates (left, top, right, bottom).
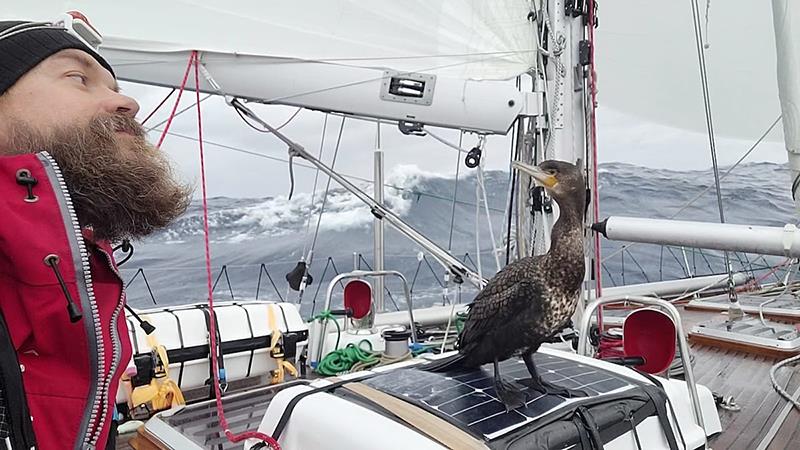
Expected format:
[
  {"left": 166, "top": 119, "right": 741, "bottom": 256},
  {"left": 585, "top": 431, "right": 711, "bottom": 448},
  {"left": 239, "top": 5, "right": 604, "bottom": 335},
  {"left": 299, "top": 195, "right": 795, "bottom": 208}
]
[
  {"left": 226, "top": 98, "right": 487, "bottom": 290},
  {"left": 578, "top": 296, "right": 705, "bottom": 431},
  {"left": 374, "top": 148, "right": 385, "bottom": 312},
  {"left": 515, "top": 117, "right": 530, "bottom": 259}
]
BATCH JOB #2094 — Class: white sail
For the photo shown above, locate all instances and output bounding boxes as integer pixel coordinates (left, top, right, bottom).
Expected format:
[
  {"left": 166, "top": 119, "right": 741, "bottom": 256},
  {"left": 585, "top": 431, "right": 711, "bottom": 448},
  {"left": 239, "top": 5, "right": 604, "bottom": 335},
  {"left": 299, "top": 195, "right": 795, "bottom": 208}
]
[
  {"left": 594, "top": 2, "right": 796, "bottom": 143},
  {"left": 5, "top": 1, "right": 537, "bottom": 133},
  {"left": 772, "top": 0, "right": 800, "bottom": 211}
]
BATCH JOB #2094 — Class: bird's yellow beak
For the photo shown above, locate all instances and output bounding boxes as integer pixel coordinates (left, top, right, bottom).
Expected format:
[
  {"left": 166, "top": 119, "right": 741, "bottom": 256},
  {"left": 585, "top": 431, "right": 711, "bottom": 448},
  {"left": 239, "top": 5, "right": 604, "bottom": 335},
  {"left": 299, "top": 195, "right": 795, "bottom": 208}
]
[{"left": 512, "top": 162, "right": 558, "bottom": 188}]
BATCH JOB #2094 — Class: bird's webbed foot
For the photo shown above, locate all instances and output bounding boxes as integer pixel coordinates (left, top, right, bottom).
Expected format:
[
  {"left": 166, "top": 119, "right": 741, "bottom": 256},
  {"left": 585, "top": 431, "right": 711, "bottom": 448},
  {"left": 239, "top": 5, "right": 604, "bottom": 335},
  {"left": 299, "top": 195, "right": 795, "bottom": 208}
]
[
  {"left": 521, "top": 350, "right": 588, "bottom": 398},
  {"left": 492, "top": 358, "right": 526, "bottom": 411},
  {"left": 518, "top": 376, "right": 588, "bottom": 398},
  {"left": 494, "top": 378, "right": 527, "bottom": 411}
]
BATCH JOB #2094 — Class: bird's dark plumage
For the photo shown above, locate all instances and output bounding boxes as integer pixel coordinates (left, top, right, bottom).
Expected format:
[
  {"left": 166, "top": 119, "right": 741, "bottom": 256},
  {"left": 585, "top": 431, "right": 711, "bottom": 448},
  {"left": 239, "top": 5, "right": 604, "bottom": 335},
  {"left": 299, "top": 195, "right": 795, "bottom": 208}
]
[{"left": 424, "top": 160, "right": 587, "bottom": 407}]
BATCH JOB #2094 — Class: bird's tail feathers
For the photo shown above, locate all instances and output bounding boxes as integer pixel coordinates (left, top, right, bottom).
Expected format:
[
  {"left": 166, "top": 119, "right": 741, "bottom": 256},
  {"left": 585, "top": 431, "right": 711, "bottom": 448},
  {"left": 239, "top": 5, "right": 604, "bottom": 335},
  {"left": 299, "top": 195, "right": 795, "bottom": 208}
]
[{"left": 420, "top": 353, "right": 466, "bottom": 373}]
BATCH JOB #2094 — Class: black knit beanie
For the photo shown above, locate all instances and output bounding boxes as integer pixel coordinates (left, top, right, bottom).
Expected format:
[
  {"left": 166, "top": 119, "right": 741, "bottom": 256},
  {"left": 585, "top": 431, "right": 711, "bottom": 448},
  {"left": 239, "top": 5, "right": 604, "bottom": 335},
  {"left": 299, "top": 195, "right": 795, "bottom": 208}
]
[{"left": 0, "top": 20, "right": 115, "bottom": 95}]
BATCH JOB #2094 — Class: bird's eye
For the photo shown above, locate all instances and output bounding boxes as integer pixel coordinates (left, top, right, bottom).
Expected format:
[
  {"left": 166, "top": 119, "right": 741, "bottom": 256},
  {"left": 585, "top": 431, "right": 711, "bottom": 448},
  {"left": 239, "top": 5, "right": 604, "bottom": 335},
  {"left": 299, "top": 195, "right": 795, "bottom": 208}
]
[{"left": 547, "top": 169, "right": 557, "bottom": 175}]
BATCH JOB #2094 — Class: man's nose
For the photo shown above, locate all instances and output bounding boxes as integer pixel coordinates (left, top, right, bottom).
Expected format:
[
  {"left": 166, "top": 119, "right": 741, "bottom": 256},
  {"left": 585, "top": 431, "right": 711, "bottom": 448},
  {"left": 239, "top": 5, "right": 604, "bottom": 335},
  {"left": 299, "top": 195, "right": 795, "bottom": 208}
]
[{"left": 101, "top": 91, "right": 140, "bottom": 118}]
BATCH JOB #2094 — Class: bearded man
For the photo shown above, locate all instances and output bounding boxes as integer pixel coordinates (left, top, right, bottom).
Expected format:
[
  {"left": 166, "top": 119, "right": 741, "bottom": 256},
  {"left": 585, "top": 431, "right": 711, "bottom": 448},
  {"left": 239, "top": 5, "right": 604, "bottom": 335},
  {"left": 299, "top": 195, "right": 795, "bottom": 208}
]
[{"left": 0, "top": 18, "right": 192, "bottom": 450}]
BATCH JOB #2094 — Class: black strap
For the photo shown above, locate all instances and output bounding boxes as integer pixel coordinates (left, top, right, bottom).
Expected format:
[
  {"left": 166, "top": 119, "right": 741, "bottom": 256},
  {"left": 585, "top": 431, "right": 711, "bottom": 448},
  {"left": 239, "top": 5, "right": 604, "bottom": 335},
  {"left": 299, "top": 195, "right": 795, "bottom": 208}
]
[
  {"left": 572, "top": 413, "right": 592, "bottom": 450},
  {"left": 235, "top": 304, "right": 256, "bottom": 378},
  {"left": 625, "top": 411, "right": 643, "bottom": 450},
  {"left": 0, "top": 312, "right": 37, "bottom": 449},
  {"left": 198, "top": 306, "right": 226, "bottom": 393},
  {"left": 641, "top": 386, "right": 680, "bottom": 450},
  {"left": 165, "top": 310, "right": 186, "bottom": 388},
  {"left": 575, "top": 406, "right": 604, "bottom": 449},
  {"left": 635, "top": 370, "right": 687, "bottom": 449},
  {"left": 272, "top": 376, "right": 371, "bottom": 440}
]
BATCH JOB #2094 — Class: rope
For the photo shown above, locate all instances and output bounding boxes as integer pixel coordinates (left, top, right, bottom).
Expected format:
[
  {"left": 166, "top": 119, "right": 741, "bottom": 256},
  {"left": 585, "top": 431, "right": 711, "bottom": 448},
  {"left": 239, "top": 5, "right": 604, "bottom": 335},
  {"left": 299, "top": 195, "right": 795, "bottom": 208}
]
[
  {"left": 234, "top": 106, "right": 302, "bottom": 135},
  {"left": 155, "top": 53, "right": 194, "bottom": 149},
  {"left": 770, "top": 353, "right": 800, "bottom": 411},
  {"left": 475, "top": 163, "right": 482, "bottom": 278},
  {"left": 757, "top": 260, "right": 797, "bottom": 331},
  {"left": 744, "top": 258, "right": 793, "bottom": 290},
  {"left": 315, "top": 339, "right": 414, "bottom": 376},
  {"left": 316, "top": 341, "right": 378, "bottom": 376},
  {"left": 191, "top": 50, "right": 280, "bottom": 450},
  {"left": 587, "top": 0, "right": 604, "bottom": 332},
  {"left": 476, "top": 154, "right": 502, "bottom": 272},
  {"left": 426, "top": 129, "right": 468, "bottom": 153}
]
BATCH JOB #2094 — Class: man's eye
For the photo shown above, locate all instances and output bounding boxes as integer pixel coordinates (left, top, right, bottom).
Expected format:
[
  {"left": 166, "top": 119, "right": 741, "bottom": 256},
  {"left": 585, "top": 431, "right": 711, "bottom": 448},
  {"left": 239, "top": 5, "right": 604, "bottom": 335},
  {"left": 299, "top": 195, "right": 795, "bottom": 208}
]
[{"left": 67, "top": 74, "right": 88, "bottom": 84}]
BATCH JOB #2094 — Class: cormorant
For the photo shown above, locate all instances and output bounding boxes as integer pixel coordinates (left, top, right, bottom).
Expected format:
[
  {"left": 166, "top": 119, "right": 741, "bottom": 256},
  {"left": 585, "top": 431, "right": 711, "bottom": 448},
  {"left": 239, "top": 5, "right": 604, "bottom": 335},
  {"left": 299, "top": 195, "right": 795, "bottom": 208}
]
[{"left": 425, "top": 159, "right": 587, "bottom": 410}]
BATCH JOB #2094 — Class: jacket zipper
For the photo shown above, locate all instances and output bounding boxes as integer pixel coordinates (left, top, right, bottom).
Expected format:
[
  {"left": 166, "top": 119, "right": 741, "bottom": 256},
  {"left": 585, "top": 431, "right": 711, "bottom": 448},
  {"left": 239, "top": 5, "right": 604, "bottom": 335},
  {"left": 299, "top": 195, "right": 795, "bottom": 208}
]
[
  {"left": 87, "top": 247, "right": 126, "bottom": 446},
  {"left": 39, "top": 153, "right": 106, "bottom": 449}
]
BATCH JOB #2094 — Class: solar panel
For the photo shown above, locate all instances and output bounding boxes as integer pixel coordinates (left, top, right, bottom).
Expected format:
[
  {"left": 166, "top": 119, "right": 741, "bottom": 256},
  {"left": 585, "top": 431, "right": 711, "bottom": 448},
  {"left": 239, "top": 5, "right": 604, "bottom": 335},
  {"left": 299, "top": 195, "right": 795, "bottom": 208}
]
[{"left": 363, "top": 352, "right": 637, "bottom": 440}]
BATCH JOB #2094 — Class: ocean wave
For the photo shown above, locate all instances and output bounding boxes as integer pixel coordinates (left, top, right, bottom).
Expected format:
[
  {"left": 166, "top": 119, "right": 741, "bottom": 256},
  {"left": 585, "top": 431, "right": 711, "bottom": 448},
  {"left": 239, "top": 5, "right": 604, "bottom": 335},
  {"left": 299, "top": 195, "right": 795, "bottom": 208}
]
[{"left": 126, "top": 161, "right": 798, "bottom": 306}]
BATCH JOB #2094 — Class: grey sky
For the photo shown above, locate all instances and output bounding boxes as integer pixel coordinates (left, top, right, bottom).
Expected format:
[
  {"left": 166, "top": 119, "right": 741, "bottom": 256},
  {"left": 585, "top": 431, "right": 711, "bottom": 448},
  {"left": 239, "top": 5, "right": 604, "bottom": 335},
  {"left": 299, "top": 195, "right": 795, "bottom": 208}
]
[{"left": 118, "top": 1, "right": 790, "bottom": 199}]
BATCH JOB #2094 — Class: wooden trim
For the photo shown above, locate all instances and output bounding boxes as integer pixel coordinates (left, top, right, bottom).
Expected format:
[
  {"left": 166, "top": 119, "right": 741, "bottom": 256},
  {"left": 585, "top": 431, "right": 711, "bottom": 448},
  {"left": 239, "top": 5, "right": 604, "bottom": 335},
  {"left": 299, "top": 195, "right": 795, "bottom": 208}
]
[
  {"left": 128, "top": 426, "right": 170, "bottom": 450},
  {"left": 688, "top": 333, "right": 800, "bottom": 359},
  {"left": 343, "top": 382, "right": 487, "bottom": 450},
  {"left": 684, "top": 304, "right": 800, "bottom": 323}
]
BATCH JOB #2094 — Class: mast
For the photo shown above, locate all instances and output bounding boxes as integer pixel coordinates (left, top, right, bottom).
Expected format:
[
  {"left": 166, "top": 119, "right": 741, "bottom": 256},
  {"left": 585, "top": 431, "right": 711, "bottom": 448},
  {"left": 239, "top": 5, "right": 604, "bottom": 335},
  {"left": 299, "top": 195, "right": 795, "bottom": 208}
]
[
  {"left": 525, "top": 1, "right": 593, "bottom": 315},
  {"left": 374, "top": 124, "right": 385, "bottom": 312}
]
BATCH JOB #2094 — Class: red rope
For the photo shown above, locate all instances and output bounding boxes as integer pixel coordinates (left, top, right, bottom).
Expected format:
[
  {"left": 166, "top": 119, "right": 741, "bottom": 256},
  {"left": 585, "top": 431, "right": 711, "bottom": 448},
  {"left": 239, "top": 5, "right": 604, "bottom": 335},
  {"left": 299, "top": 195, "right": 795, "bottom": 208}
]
[
  {"left": 587, "top": 1, "right": 604, "bottom": 328},
  {"left": 740, "top": 257, "right": 792, "bottom": 292},
  {"left": 597, "top": 333, "right": 625, "bottom": 358},
  {"left": 192, "top": 50, "right": 281, "bottom": 450},
  {"left": 156, "top": 54, "right": 194, "bottom": 149}
]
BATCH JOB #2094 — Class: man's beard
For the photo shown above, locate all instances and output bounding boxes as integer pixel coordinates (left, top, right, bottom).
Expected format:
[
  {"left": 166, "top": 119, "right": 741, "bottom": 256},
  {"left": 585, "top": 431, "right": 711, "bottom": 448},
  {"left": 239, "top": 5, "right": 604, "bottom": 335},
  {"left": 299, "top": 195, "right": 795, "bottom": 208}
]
[{"left": 7, "top": 115, "right": 192, "bottom": 242}]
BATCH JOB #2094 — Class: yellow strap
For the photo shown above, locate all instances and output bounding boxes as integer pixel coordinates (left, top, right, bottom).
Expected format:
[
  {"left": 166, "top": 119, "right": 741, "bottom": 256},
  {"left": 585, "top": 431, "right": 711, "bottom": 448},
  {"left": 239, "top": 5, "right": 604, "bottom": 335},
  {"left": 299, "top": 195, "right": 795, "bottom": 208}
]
[
  {"left": 131, "top": 315, "right": 186, "bottom": 410},
  {"left": 267, "top": 304, "right": 280, "bottom": 352},
  {"left": 266, "top": 304, "right": 297, "bottom": 384}
]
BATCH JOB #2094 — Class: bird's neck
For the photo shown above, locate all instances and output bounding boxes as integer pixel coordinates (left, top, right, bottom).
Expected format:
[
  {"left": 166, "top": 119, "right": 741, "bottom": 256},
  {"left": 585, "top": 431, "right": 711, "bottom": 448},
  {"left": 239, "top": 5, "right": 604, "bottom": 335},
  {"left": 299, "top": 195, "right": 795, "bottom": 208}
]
[{"left": 549, "top": 206, "right": 584, "bottom": 260}]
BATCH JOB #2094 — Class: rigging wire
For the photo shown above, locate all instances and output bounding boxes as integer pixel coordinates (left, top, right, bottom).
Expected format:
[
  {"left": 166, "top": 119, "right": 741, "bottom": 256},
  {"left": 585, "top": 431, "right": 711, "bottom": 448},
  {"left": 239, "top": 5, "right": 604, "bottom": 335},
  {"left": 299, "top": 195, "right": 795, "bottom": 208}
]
[
  {"left": 147, "top": 93, "right": 213, "bottom": 134},
  {"left": 301, "top": 114, "right": 330, "bottom": 260},
  {"left": 151, "top": 128, "right": 505, "bottom": 212},
  {"left": 309, "top": 117, "right": 347, "bottom": 260},
  {"left": 601, "top": 115, "right": 783, "bottom": 263},
  {"left": 689, "top": 0, "right": 737, "bottom": 301},
  {"left": 446, "top": 132, "right": 464, "bottom": 251},
  {"left": 140, "top": 88, "right": 175, "bottom": 126}
]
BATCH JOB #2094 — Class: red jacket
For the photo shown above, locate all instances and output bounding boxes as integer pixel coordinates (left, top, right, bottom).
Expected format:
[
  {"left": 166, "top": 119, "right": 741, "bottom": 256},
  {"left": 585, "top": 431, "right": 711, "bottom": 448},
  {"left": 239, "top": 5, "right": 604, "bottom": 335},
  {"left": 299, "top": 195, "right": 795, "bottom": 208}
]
[{"left": 0, "top": 152, "right": 132, "bottom": 450}]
